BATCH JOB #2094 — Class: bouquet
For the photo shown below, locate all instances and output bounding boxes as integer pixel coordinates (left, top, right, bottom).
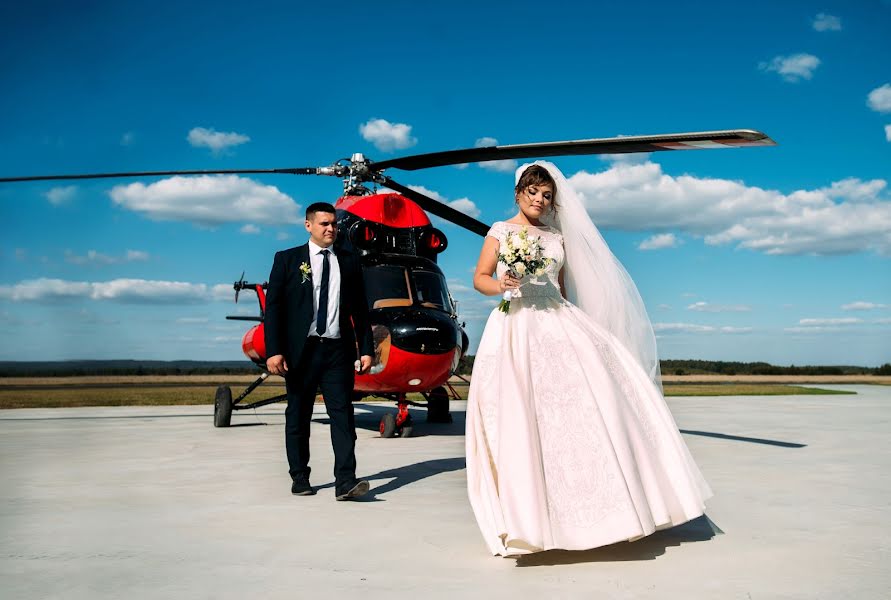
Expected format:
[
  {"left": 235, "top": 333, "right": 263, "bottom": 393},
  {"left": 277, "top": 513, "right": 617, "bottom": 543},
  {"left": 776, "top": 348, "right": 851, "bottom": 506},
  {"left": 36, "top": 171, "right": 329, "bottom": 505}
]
[{"left": 497, "top": 226, "right": 552, "bottom": 313}]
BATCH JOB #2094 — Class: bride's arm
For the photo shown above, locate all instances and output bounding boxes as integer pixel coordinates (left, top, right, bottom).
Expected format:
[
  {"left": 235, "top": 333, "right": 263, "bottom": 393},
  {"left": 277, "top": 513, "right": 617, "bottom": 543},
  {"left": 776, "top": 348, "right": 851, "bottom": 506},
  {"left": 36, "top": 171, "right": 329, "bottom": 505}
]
[
  {"left": 473, "top": 236, "right": 519, "bottom": 297},
  {"left": 559, "top": 267, "right": 567, "bottom": 299}
]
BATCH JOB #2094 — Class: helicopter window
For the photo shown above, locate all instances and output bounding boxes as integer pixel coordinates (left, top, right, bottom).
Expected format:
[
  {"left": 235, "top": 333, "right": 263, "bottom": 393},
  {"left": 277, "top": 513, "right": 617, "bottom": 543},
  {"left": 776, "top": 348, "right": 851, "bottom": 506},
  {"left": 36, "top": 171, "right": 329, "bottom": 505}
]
[
  {"left": 363, "top": 265, "right": 413, "bottom": 310},
  {"left": 412, "top": 270, "right": 452, "bottom": 312}
]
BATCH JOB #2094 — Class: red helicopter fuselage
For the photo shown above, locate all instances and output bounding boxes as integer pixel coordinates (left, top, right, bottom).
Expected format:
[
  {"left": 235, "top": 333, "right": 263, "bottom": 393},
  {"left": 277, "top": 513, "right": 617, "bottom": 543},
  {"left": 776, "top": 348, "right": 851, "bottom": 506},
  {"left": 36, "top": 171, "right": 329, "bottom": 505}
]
[{"left": 234, "top": 192, "right": 468, "bottom": 398}]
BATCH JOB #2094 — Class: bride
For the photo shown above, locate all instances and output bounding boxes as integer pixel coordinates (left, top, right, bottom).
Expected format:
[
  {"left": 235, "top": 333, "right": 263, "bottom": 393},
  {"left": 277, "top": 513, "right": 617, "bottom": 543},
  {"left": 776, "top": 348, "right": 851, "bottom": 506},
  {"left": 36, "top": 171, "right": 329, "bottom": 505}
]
[{"left": 466, "top": 161, "right": 712, "bottom": 556}]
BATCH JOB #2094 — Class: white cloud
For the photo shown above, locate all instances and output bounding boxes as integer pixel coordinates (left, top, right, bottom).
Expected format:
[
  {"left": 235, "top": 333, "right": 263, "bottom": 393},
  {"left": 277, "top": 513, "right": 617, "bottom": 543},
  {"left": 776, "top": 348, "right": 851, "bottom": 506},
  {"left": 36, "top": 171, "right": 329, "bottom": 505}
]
[
  {"left": 568, "top": 161, "right": 891, "bottom": 256},
  {"left": 824, "top": 177, "right": 887, "bottom": 202},
  {"left": 276, "top": 231, "right": 290, "bottom": 241},
  {"left": 445, "top": 198, "right": 482, "bottom": 219},
  {"left": 812, "top": 13, "right": 841, "bottom": 31},
  {"left": 653, "top": 323, "right": 715, "bottom": 334},
  {"left": 407, "top": 185, "right": 481, "bottom": 219},
  {"left": 64, "top": 249, "right": 150, "bottom": 266},
  {"left": 45, "top": 185, "right": 77, "bottom": 206},
  {"left": 89, "top": 280, "right": 209, "bottom": 304},
  {"left": 187, "top": 127, "right": 250, "bottom": 154},
  {"left": 657, "top": 304, "right": 672, "bottom": 311},
  {"left": 842, "top": 301, "right": 887, "bottom": 311},
  {"left": 475, "top": 137, "right": 517, "bottom": 173},
  {"left": 687, "top": 302, "right": 752, "bottom": 313},
  {"left": 653, "top": 323, "right": 752, "bottom": 335},
  {"left": 874, "top": 318, "right": 891, "bottom": 325},
  {"left": 359, "top": 118, "right": 417, "bottom": 152},
  {"left": 638, "top": 233, "right": 680, "bottom": 250},
  {"left": 0, "top": 279, "right": 92, "bottom": 302},
  {"left": 120, "top": 132, "right": 135, "bottom": 146},
  {"left": 447, "top": 278, "right": 473, "bottom": 294},
  {"left": 454, "top": 295, "right": 499, "bottom": 321},
  {"left": 759, "top": 53, "right": 820, "bottom": 82},
  {"left": 0, "top": 278, "right": 233, "bottom": 304},
  {"left": 799, "top": 317, "right": 863, "bottom": 325},
  {"left": 600, "top": 152, "right": 652, "bottom": 165},
  {"left": 126, "top": 250, "right": 149, "bottom": 262},
  {"left": 211, "top": 283, "right": 234, "bottom": 301},
  {"left": 885, "top": 125, "right": 891, "bottom": 142},
  {"left": 867, "top": 84, "right": 891, "bottom": 113},
  {"left": 109, "top": 175, "right": 301, "bottom": 226},
  {"left": 720, "top": 327, "right": 753, "bottom": 334},
  {"left": 240, "top": 224, "right": 261, "bottom": 234},
  {"left": 784, "top": 326, "right": 842, "bottom": 334}
]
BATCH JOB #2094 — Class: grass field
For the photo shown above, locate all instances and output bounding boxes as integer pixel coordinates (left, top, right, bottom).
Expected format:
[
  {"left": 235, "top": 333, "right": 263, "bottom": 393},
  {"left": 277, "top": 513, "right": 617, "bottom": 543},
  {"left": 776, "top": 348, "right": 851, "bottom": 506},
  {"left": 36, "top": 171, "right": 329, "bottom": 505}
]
[
  {"left": 1, "top": 374, "right": 888, "bottom": 387},
  {"left": 0, "top": 379, "right": 857, "bottom": 409}
]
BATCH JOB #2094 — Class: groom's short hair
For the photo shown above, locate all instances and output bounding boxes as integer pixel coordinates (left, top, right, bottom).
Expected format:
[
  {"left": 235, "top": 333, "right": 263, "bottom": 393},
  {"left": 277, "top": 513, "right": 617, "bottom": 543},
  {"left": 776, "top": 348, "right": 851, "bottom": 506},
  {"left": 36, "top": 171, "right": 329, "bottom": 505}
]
[{"left": 306, "top": 202, "right": 337, "bottom": 221}]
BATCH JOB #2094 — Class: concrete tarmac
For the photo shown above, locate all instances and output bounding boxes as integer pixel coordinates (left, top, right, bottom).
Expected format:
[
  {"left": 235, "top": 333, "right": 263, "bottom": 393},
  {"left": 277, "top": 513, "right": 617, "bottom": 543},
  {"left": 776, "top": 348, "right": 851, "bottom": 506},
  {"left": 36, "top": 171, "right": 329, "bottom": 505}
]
[{"left": 1, "top": 385, "right": 888, "bottom": 599}]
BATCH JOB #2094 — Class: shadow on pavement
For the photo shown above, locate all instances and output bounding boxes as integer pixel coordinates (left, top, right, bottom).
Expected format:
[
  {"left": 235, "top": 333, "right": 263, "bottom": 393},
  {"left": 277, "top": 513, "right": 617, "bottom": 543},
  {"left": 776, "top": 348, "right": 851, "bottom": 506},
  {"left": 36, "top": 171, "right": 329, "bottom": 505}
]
[
  {"left": 515, "top": 514, "right": 722, "bottom": 567},
  {"left": 313, "top": 403, "right": 466, "bottom": 437},
  {"left": 315, "top": 456, "right": 466, "bottom": 501},
  {"left": 680, "top": 429, "right": 806, "bottom": 448}
]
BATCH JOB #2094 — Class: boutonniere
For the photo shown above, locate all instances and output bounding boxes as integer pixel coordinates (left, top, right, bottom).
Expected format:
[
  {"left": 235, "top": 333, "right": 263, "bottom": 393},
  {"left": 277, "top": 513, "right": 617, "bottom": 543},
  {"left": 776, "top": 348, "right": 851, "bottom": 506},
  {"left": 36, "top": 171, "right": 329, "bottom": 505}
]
[{"left": 299, "top": 262, "right": 312, "bottom": 283}]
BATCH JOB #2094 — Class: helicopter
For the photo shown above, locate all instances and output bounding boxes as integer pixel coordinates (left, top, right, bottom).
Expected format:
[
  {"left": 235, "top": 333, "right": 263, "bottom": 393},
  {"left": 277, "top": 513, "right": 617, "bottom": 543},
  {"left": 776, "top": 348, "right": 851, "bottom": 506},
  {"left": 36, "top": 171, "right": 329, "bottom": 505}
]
[
  {"left": 220, "top": 189, "right": 469, "bottom": 438},
  {"left": 0, "top": 129, "right": 775, "bottom": 437}
]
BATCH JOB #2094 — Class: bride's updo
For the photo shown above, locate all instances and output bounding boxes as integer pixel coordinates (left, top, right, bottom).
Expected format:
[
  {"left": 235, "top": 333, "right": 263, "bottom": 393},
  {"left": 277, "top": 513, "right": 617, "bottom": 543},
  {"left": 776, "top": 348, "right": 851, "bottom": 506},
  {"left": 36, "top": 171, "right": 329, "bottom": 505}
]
[{"left": 515, "top": 164, "right": 559, "bottom": 215}]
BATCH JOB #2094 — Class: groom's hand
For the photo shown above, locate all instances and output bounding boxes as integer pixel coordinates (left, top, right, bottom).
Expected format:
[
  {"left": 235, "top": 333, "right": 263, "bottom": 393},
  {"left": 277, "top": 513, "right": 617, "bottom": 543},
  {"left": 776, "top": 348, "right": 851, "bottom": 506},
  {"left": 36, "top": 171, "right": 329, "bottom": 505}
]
[
  {"left": 358, "top": 355, "right": 372, "bottom": 374},
  {"left": 266, "top": 354, "right": 288, "bottom": 376}
]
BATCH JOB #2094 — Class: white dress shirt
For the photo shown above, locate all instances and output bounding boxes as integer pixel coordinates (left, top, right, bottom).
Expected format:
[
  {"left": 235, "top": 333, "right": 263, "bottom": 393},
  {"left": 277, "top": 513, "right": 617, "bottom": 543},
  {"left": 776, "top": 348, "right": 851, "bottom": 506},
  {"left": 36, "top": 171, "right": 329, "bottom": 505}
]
[{"left": 306, "top": 240, "right": 341, "bottom": 339}]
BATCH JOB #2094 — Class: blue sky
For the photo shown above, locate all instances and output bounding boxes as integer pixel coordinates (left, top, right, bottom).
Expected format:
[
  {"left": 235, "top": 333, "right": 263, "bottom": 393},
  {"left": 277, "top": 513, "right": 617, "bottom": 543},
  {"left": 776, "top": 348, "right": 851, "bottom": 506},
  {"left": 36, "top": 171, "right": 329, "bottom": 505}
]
[{"left": 1, "top": 0, "right": 889, "bottom": 366}]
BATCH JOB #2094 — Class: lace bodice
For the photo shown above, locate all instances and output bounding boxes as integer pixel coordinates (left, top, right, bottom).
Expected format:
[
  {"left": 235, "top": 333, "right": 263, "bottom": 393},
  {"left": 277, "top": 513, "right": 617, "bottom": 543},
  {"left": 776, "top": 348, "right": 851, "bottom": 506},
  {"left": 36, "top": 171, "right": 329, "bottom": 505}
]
[{"left": 487, "top": 221, "right": 565, "bottom": 302}]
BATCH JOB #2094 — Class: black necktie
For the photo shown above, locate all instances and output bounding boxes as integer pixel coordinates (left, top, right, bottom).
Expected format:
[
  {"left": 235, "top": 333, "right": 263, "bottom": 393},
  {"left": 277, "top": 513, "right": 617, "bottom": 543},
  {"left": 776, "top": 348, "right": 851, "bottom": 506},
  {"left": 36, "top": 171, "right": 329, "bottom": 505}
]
[{"left": 316, "top": 249, "right": 330, "bottom": 335}]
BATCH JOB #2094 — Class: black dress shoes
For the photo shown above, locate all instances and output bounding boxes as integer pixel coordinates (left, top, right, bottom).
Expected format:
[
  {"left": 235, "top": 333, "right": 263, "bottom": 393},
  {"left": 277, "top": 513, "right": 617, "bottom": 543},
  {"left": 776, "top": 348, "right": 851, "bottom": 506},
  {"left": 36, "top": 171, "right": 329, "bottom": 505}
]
[
  {"left": 335, "top": 479, "right": 370, "bottom": 501},
  {"left": 291, "top": 479, "right": 316, "bottom": 496}
]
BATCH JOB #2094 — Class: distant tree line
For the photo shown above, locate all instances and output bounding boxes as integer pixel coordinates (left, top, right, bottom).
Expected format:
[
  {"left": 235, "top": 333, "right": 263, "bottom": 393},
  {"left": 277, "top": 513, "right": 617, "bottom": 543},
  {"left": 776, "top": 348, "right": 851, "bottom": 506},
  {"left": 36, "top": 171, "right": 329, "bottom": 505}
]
[
  {"left": 1, "top": 358, "right": 888, "bottom": 377},
  {"left": 660, "top": 359, "right": 890, "bottom": 376},
  {"left": 0, "top": 360, "right": 259, "bottom": 377}
]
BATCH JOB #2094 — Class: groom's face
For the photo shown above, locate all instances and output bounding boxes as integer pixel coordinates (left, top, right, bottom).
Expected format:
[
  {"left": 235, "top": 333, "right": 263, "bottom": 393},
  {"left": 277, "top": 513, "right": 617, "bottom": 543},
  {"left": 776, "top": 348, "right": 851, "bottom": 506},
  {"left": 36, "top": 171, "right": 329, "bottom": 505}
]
[{"left": 305, "top": 211, "right": 337, "bottom": 247}]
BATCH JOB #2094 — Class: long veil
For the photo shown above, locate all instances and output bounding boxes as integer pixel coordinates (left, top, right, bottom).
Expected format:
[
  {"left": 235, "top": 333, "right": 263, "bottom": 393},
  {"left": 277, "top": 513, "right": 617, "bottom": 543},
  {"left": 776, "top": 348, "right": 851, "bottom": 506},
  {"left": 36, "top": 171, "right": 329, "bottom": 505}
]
[{"left": 518, "top": 161, "right": 663, "bottom": 391}]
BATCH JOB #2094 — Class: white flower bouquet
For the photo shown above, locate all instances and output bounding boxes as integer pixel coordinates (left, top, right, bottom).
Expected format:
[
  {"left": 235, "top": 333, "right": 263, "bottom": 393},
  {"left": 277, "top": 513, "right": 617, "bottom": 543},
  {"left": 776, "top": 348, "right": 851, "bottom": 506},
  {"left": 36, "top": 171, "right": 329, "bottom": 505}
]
[{"left": 497, "top": 226, "right": 552, "bottom": 313}]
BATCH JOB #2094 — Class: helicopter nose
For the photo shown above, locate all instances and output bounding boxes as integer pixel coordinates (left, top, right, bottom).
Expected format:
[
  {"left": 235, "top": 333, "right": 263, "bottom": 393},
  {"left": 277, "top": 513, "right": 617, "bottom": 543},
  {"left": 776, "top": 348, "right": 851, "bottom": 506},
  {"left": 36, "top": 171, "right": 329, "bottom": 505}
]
[{"left": 385, "top": 310, "right": 461, "bottom": 355}]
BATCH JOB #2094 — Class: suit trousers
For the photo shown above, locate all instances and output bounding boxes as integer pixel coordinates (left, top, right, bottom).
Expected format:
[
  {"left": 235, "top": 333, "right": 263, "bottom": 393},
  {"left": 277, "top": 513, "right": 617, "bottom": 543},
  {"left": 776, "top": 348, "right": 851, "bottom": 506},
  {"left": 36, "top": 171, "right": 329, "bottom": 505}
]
[{"left": 284, "top": 337, "right": 357, "bottom": 488}]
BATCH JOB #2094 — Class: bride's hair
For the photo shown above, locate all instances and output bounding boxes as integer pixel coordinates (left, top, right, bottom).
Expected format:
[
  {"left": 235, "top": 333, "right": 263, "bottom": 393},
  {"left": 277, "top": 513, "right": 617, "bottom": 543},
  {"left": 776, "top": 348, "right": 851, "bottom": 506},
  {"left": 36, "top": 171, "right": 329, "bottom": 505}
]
[{"left": 515, "top": 165, "right": 559, "bottom": 214}]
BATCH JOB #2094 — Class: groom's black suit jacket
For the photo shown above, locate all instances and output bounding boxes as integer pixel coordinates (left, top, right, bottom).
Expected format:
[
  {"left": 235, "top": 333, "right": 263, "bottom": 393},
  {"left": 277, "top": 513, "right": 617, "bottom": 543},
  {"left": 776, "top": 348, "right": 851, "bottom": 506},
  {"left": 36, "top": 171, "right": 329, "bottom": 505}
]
[{"left": 264, "top": 243, "right": 374, "bottom": 367}]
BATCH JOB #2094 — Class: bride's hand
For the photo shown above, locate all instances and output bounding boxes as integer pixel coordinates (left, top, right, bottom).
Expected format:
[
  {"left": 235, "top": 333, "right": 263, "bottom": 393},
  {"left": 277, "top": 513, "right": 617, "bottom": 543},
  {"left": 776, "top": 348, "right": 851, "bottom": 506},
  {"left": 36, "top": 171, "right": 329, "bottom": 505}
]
[{"left": 498, "top": 273, "right": 520, "bottom": 292}]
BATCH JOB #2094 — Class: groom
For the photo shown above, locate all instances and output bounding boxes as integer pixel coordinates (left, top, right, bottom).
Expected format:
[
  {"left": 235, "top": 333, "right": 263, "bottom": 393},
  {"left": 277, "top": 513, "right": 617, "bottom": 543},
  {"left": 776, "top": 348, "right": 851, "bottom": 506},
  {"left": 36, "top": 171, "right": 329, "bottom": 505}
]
[{"left": 264, "top": 202, "right": 374, "bottom": 500}]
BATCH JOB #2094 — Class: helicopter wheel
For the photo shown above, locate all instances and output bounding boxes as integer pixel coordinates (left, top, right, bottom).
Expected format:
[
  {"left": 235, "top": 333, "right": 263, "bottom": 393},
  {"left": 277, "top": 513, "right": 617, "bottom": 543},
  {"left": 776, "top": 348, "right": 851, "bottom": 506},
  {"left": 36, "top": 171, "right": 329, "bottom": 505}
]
[
  {"left": 400, "top": 415, "right": 414, "bottom": 438},
  {"left": 379, "top": 413, "right": 397, "bottom": 438},
  {"left": 214, "top": 385, "right": 233, "bottom": 428},
  {"left": 426, "top": 386, "right": 452, "bottom": 423}
]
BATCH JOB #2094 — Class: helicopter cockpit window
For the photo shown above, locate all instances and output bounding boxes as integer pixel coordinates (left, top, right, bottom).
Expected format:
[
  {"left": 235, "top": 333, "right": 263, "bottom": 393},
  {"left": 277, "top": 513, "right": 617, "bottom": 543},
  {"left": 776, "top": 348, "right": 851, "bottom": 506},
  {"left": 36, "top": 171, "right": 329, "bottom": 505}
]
[
  {"left": 363, "top": 265, "right": 412, "bottom": 310},
  {"left": 412, "top": 270, "right": 452, "bottom": 312}
]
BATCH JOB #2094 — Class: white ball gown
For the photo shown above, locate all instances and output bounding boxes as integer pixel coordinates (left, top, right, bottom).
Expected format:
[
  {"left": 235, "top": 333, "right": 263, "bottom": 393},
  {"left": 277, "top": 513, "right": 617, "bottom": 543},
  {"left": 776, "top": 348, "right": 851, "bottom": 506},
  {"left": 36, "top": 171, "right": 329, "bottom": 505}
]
[{"left": 466, "top": 221, "right": 713, "bottom": 556}]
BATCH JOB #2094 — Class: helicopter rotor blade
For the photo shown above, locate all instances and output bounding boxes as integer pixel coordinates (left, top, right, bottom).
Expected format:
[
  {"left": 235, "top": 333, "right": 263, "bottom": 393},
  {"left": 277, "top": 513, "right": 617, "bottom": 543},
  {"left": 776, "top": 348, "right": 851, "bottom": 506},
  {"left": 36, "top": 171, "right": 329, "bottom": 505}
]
[
  {"left": 382, "top": 177, "right": 490, "bottom": 237},
  {"left": 0, "top": 167, "right": 337, "bottom": 184},
  {"left": 370, "top": 129, "right": 776, "bottom": 172}
]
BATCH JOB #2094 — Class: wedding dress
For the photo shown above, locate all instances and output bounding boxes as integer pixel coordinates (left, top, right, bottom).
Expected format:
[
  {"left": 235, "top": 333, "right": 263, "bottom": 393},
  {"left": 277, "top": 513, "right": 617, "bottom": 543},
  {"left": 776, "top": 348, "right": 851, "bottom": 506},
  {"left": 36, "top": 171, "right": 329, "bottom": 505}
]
[{"left": 465, "top": 219, "right": 712, "bottom": 556}]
